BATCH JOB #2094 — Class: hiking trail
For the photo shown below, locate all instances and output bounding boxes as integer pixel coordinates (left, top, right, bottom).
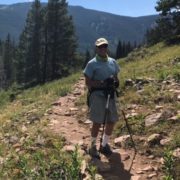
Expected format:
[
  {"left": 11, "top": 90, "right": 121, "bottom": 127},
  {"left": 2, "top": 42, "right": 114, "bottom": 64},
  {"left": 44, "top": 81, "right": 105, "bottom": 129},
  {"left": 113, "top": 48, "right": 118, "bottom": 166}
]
[{"left": 46, "top": 77, "right": 162, "bottom": 180}]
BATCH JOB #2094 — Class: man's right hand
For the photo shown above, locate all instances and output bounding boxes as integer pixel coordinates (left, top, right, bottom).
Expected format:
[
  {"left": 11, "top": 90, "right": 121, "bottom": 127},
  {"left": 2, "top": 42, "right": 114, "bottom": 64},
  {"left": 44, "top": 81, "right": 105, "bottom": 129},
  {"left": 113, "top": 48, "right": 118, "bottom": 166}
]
[{"left": 104, "top": 76, "right": 119, "bottom": 89}]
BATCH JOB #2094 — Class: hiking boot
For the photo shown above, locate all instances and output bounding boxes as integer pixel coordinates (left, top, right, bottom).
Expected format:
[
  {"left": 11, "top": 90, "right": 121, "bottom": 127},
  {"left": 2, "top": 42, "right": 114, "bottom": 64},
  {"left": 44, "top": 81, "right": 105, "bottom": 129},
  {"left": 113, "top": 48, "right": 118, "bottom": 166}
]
[
  {"left": 89, "top": 145, "right": 100, "bottom": 159},
  {"left": 100, "top": 144, "right": 113, "bottom": 157}
]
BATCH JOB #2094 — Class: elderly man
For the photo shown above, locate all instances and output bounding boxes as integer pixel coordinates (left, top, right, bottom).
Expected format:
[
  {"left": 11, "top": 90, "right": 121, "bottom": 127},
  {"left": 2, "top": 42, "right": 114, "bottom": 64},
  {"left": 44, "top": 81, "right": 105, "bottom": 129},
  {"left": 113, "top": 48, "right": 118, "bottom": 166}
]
[{"left": 83, "top": 37, "right": 120, "bottom": 158}]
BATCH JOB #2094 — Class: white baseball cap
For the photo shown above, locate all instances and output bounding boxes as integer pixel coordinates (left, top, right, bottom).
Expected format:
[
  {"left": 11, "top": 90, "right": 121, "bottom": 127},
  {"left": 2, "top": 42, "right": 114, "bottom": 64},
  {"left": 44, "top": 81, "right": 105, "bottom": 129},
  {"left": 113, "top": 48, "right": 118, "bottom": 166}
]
[{"left": 95, "top": 38, "right": 108, "bottom": 47}]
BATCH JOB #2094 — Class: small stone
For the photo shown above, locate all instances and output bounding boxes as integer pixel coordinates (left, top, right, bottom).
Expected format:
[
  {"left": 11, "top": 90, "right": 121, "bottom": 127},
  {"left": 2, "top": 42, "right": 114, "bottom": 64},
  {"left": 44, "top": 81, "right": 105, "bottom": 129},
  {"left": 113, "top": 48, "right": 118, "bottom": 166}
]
[
  {"left": 159, "top": 157, "right": 165, "bottom": 165},
  {"left": 168, "top": 116, "right": 179, "bottom": 121},
  {"left": 114, "top": 135, "right": 130, "bottom": 147},
  {"left": 177, "top": 95, "right": 180, "bottom": 101},
  {"left": 136, "top": 170, "right": 144, "bottom": 174},
  {"left": 21, "top": 125, "right": 28, "bottom": 133},
  {"left": 148, "top": 155, "right": 155, "bottom": 159},
  {"left": 36, "top": 135, "right": 45, "bottom": 146},
  {"left": 147, "top": 133, "right": 161, "bottom": 145},
  {"left": 160, "top": 138, "right": 171, "bottom": 146},
  {"left": 125, "top": 79, "right": 134, "bottom": 86},
  {"left": 69, "top": 107, "right": 78, "bottom": 111},
  {"left": 9, "top": 136, "right": 18, "bottom": 144},
  {"left": 141, "top": 165, "right": 153, "bottom": 171},
  {"left": 64, "top": 112, "right": 71, "bottom": 116},
  {"left": 84, "top": 120, "right": 92, "bottom": 124},
  {"left": 145, "top": 113, "right": 162, "bottom": 126},
  {"left": 148, "top": 173, "right": 157, "bottom": 178},
  {"left": 80, "top": 160, "right": 87, "bottom": 175},
  {"left": 173, "top": 148, "right": 180, "bottom": 158},
  {"left": 131, "top": 175, "right": 141, "bottom": 180},
  {"left": 52, "top": 100, "right": 61, "bottom": 106},
  {"left": 63, "top": 145, "right": 75, "bottom": 152},
  {"left": 95, "top": 174, "right": 104, "bottom": 180},
  {"left": 155, "top": 105, "right": 163, "bottom": 110},
  {"left": 12, "top": 143, "right": 22, "bottom": 148}
]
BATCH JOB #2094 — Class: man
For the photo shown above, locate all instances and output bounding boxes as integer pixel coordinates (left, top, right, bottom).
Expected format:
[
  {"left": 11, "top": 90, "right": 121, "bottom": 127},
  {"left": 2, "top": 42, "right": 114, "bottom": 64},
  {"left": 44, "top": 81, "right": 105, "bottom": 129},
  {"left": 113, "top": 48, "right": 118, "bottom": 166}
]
[{"left": 83, "top": 37, "right": 120, "bottom": 158}]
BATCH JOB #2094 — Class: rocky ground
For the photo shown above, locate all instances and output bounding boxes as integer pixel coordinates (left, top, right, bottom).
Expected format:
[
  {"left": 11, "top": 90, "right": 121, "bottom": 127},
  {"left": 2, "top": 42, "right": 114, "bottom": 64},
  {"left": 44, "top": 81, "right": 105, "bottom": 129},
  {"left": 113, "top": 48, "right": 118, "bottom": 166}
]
[{"left": 45, "top": 77, "right": 173, "bottom": 180}]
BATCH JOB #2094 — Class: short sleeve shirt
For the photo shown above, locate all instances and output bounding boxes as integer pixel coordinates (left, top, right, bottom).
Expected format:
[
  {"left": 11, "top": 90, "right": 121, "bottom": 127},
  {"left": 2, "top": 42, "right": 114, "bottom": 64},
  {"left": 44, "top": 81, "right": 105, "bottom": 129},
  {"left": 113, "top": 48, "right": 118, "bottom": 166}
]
[{"left": 83, "top": 56, "right": 120, "bottom": 81}]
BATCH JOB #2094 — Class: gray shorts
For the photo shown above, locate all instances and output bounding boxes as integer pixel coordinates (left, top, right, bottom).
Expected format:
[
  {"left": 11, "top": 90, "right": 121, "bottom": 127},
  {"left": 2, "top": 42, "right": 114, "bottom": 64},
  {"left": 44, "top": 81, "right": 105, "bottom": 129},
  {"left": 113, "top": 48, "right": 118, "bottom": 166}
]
[{"left": 89, "top": 92, "right": 119, "bottom": 124}]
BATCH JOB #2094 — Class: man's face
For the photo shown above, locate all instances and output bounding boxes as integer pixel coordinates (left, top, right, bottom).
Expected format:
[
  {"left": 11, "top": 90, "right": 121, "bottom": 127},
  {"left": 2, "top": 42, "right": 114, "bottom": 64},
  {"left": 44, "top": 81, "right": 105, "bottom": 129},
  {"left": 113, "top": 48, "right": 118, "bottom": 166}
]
[{"left": 96, "top": 44, "right": 108, "bottom": 57}]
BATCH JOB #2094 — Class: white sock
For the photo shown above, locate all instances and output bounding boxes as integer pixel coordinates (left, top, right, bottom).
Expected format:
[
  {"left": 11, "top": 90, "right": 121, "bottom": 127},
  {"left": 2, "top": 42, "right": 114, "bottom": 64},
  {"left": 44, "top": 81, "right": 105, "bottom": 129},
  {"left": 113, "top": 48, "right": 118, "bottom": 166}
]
[
  {"left": 91, "top": 137, "right": 97, "bottom": 146},
  {"left": 102, "top": 134, "right": 110, "bottom": 147}
]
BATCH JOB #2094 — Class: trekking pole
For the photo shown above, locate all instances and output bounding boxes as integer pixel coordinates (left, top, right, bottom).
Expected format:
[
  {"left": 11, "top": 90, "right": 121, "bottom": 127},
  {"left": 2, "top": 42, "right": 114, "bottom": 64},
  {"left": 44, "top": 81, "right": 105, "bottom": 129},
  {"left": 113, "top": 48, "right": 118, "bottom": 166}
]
[
  {"left": 121, "top": 109, "right": 137, "bottom": 171},
  {"left": 99, "top": 93, "right": 111, "bottom": 153}
]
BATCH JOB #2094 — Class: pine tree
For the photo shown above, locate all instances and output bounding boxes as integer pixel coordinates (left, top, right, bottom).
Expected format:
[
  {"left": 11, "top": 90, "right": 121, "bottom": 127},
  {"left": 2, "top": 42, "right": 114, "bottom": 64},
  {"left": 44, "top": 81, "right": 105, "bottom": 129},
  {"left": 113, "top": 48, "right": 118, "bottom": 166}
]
[
  {"left": 146, "top": 0, "right": 180, "bottom": 45},
  {"left": 41, "top": 6, "right": 48, "bottom": 83},
  {"left": 122, "top": 41, "right": 126, "bottom": 57},
  {"left": 0, "top": 40, "right": 5, "bottom": 89},
  {"left": 16, "top": 0, "right": 43, "bottom": 86},
  {"left": 116, "top": 40, "right": 122, "bottom": 59},
  {"left": 45, "top": 0, "right": 77, "bottom": 80},
  {"left": 25, "top": 0, "right": 43, "bottom": 85},
  {"left": 16, "top": 31, "right": 27, "bottom": 85},
  {"left": 126, "top": 41, "right": 132, "bottom": 55},
  {"left": 0, "top": 39, "right": 3, "bottom": 55},
  {"left": 133, "top": 41, "right": 137, "bottom": 49},
  {"left": 83, "top": 49, "right": 90, "bottom": 69},
  {"left": 156, "top": 0, "right": 180, "bottom": 36},
  {"left": 2, "top": 34, "right": 15, "bottom": 88}
]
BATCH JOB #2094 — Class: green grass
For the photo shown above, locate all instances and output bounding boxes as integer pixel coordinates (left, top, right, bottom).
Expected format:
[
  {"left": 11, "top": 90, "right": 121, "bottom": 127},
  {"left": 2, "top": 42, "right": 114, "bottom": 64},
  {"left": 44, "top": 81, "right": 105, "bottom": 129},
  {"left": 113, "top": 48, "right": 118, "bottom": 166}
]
[
  {"left": 0, "top": 72, "right": 87, "bottom": 179},
  {"left": 162, "top": 148, "right": 175, "bottom": 180},
  {"left": 115, "top": 42, "right": 180, "bottom": 177},
  {"left": 119, "top": 43, "right": 180, "bottom": 89}
]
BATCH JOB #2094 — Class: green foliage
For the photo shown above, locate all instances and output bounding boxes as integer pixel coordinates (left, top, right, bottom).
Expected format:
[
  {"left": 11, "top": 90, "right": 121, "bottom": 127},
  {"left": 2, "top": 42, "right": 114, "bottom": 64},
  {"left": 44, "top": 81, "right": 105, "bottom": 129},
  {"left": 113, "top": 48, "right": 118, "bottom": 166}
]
[
  {"left": 0, "top": 90, "right": 9, "bottom": 107},
  {"left": 2, "top": 144, "right": 82, "bottom": 179},
  {"left": 1, "top": 34, "right": 16, "bottom": 88},
  {"left": 172, "top": 69, "right": 180, "bottom": 82},
  {"left": 118, "top": 43, "right": 180, "bottom": 86},
  {"left": 16, "top": 0, "right": 43, "bottom": 86},
  {"left": 67, "top": 146, "right": 82, "bottom": 179},
  {"left": 0, "top": 73, "right": 83, "bottom": 179},
  {"left": 117, "top": 42, "right": 180, "bottom": 178},
  {"left": 13, "top": 0, "right": 78, "bottom": 88},
  {"left": 162, "top": 148, "right": 175, "bottom": 180},
  {"left": 0, "top": 88, "right": 19, "bottom": 108},
  {"left": 146, "top": 0, "right": 180, "bottom": 45},
  {"left": 157, "top": 69, "right": 170, "bottom": 81},
  {"left": 170, "top": 133, "right": 180, "bottom": 149},
  {"left": 88, "top": 164, "right": 97, "bottom": 180},
  {"left": 115, "top": 113, "right": 145, "bottom": 138},
  {"left": 17, "top": 155, "right": 35, "bottom": 178},
  {"left": 82, "top": 49, "right": 91, "bottom": 69},
  {"left": 44, "top": 0, "right": 77, "bottom": 81},
  {"left": 116, "top": 40, "right": 137, "bottom": 59}
]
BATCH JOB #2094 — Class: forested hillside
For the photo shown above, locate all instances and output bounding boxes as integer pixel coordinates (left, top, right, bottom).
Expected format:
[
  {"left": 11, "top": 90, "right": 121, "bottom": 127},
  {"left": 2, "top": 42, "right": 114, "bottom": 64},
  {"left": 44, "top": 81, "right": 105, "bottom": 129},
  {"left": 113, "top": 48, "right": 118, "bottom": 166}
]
[
  {"left": 0, "top": 2, "right": 158, "bottom": 52},
  {"left": 0, "top": 0, "right": 77, "bottom": 90}
]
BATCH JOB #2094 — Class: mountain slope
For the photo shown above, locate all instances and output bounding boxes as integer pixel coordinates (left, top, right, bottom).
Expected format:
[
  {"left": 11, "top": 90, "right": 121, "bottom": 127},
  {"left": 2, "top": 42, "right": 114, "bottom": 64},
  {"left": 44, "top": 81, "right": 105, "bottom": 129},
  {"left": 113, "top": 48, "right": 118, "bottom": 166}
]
[
  {"left": 69, "top": 6, "right": 157, "bottom": 51},
  {"left": 0, "top": 42, "right": 179, "bottom": 178},
  {"left": 0, "top": 3, "right": 158, "bottom": 52},
  {"left": 117, "top": 43, "right": 180, "bottom": 178}
]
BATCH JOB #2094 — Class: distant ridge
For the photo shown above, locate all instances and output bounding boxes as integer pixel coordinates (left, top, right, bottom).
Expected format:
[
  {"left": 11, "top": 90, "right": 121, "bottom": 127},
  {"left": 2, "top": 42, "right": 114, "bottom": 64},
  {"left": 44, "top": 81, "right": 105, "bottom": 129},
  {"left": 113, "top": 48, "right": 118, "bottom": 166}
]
[{"left": 0, "top": 2, "right": 158, "bottom": 52}]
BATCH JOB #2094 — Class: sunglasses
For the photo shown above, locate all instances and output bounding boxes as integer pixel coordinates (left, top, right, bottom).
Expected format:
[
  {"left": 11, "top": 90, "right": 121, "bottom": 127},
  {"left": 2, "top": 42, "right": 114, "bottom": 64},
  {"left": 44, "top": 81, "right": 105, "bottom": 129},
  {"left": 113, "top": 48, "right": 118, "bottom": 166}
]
[{"left": 98, "top": 44, "right": 108, "bottom": 49}]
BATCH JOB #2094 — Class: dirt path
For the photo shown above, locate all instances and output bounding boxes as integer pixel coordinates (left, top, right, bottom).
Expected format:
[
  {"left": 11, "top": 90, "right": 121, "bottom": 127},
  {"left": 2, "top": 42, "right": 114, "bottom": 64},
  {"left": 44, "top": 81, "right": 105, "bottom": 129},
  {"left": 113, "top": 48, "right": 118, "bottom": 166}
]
[{"left": 47, "top": 77, "right": 162, "bottom": 180}]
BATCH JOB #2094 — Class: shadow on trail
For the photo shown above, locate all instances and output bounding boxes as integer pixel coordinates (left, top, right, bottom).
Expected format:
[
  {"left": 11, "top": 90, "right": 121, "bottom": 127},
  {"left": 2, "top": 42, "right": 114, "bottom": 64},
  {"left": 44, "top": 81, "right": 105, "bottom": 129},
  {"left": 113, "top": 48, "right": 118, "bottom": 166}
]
[{"left": 91, "top": 152, "right": 132, "bottom": 180}]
